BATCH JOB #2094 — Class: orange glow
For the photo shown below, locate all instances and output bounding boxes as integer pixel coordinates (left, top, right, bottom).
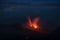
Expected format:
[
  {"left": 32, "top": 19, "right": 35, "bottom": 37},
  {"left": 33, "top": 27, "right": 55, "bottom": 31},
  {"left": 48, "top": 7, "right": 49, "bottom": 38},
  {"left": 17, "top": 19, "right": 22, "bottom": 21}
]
[
  {"left": 22, "top": 16, "right": 48, "bottom": 33},
  {"left": 27, "top": 16, "right": 40, "bottom": 30}
]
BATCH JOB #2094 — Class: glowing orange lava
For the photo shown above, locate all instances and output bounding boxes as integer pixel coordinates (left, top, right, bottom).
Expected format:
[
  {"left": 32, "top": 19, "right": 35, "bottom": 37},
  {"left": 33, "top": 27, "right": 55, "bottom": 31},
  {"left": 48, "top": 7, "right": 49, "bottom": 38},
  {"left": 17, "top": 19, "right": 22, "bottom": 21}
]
[
  {"left": 27, "top": 16, "right": 40, "bottom": 30},
  {"left": 22, "top": 16, "right": 48, "bottom": 33}
]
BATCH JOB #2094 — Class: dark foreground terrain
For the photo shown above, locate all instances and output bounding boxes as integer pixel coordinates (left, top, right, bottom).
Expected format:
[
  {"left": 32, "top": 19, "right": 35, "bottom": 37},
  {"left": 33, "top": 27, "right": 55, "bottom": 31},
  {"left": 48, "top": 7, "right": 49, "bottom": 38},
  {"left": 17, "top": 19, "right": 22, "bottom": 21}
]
[{"left": 0, "top": 24, "right": 60, "bottom": 40}]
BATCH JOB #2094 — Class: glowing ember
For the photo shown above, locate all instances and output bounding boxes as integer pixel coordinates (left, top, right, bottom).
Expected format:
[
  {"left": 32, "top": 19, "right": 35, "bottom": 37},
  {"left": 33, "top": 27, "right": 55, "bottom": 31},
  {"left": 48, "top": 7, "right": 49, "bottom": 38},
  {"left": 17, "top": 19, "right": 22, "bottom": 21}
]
[{"left": 27, "top": 16, "right": 40, "bottom": 30}]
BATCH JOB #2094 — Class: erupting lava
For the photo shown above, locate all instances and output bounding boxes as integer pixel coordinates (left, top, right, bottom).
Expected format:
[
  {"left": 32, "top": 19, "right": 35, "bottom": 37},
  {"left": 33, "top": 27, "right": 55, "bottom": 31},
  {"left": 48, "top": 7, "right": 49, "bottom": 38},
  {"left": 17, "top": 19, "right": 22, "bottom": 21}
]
[
  {"left": 26, "top": 16, "right": 40, "bottom": 31},
  {"left": 22, "top": 16, "right": 48, "bottom": 33},
  {"left": 28, "top": 16, "right": 39, "bottom": 29}
]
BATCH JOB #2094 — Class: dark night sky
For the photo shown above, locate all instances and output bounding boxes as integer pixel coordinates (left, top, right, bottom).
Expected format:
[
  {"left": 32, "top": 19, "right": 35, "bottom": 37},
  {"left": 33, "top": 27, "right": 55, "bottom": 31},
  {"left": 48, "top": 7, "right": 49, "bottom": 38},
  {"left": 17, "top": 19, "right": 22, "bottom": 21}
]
[{"left": 0, "top": 0, "right": 60, "bottom": 38}]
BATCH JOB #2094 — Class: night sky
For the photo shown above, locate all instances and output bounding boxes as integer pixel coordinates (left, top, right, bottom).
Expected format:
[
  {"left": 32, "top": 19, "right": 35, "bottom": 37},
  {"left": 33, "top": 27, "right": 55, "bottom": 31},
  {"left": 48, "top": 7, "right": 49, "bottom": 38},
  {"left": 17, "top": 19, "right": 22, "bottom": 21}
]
[{"left": 0, "top": 0, "right": 60, "bottom": 40}]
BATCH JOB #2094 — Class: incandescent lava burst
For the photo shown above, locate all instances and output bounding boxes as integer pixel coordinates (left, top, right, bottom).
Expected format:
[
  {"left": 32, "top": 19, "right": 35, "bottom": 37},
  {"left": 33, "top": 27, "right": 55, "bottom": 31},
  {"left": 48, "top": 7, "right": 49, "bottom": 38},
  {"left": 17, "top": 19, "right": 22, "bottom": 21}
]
[
  {"left": 23, "top": 16, "right": 42, "bottom": 31},
  {"left": 27, "top": 16, "right": 39, "bottom": 29}
]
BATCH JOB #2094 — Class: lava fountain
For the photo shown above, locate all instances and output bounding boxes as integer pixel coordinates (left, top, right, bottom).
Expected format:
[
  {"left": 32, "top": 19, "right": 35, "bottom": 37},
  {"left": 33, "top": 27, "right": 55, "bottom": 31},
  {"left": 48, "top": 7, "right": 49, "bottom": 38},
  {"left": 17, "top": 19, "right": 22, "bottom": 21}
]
[
  {"left": 27, "top": 16, "right": 40, "bottom": 30},
  {"left": 22, "top": 16, "right": 42, "bottom": 32}
]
